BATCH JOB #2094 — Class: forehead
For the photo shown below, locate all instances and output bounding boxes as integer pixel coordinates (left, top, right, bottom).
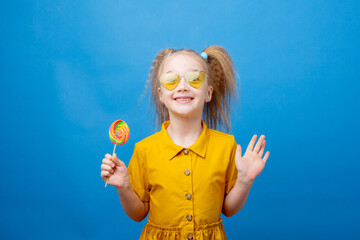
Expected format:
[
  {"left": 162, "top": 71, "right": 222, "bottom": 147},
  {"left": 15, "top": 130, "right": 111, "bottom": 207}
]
[{"left": 160, "top": 52, "right": 205, "bottom": 74}]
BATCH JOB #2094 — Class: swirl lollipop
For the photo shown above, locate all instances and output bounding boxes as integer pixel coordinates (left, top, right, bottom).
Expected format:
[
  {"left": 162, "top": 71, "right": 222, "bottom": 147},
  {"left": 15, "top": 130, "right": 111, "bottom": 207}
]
[{"left": 106, "top": 120, "right": 130, "bottom": 187}]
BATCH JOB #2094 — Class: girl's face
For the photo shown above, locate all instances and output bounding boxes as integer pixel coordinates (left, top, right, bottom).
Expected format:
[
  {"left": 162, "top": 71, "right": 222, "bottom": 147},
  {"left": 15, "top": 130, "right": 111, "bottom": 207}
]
[{"left": 157, "top": 53, "right": 213, "bottom": 120}]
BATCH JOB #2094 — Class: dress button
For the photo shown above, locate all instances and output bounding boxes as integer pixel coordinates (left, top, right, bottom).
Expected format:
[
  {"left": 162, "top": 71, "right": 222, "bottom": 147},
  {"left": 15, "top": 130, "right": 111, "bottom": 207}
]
[
  {"left": 184, "top": 149, "right": 189, "bottom": 155},
  {"left": 186, "top": 214, "right": 193, "bottom": 221},
  {"left": 187, "top": 234, "right": 193, "bottom": 240},
  {"left": 186, "top": 193, "right": 192, "bottom": 200},
  {"left": 184, "top": 169, "right": 190, "bottom": 176}
]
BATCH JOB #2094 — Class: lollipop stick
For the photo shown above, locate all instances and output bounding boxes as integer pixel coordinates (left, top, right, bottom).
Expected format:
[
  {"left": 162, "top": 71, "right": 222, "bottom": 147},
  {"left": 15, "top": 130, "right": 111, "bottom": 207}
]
[
  {"left": 113, "top": 144, "right": 117, "bottom": 156},
  {"left": 105, "top": 144, "right": 117, "bottom": 188}
]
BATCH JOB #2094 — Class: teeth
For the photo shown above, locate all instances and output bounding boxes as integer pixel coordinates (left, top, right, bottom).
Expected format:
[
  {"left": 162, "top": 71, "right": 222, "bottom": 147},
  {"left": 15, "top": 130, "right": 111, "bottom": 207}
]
[{"left": 176, "top": 98, "right": 191, "bottom": 102}]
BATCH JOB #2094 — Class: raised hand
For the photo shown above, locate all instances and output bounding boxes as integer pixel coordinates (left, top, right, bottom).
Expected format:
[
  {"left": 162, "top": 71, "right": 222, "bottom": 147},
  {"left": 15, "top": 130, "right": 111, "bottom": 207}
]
[
  {"left": 235, "top": 135, "right": 270, "bottom": 183},
  {"left": 101, "top": 153, "right": 131, "bottom": 188}
]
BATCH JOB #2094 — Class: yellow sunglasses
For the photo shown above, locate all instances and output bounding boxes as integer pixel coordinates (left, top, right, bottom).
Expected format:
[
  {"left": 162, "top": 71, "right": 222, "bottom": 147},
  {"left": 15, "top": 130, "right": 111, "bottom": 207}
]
[{"left": 159, "top": 71, "right": 206, "bottom": 91}]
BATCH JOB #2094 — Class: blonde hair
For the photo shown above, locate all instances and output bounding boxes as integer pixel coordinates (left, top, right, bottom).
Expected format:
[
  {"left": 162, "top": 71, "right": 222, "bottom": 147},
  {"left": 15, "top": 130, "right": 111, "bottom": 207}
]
[{"left": 141, "top": 45, "right": 239, "bottom": 132}]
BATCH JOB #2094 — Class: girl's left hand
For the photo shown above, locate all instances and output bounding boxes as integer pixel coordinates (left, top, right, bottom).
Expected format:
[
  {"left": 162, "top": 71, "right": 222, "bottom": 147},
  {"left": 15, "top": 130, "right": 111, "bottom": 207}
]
[{"left": 235, "top": 135, "right": 270, "bottom": 183}]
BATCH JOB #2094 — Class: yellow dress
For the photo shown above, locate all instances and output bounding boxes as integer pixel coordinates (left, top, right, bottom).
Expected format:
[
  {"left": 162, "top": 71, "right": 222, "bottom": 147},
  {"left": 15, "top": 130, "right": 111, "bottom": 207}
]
[{"left": 128, "top": 120, "right": 238, "bottom": 240}]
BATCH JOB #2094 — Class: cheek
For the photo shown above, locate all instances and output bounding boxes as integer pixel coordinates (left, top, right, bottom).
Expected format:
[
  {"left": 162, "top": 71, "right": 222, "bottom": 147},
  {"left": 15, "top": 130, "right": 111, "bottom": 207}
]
[
  {"left": 158, "top": 87, "right": 167, "bottom": 102},
  {"left": 201, "top": 87, "right": 211, "bottom": 99},
  {"left": 201, "top": 91, "right": 208, "bottom": 99},
  {"left": 160, "top": 91, "right": 172, "bottom": 103}
]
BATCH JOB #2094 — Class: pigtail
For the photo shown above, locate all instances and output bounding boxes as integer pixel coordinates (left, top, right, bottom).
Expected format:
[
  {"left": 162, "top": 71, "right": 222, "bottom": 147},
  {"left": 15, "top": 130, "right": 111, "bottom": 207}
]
[
  {"left": 202, "top": 45, "right": 239, "bottom": 132},
  {"left": 141, "top": 48, "right": 174, "bottom": 129}
]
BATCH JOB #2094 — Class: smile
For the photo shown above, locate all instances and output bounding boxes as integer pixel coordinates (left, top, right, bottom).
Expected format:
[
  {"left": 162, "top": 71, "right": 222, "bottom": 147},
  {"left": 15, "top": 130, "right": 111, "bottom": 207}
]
[{"left": 174, "top": 97, "right": 194, "bottom": 103}]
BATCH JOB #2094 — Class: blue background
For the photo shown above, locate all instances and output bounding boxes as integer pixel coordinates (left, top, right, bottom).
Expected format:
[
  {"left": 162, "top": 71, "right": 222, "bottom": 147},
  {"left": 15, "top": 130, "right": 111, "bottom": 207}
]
[{"left": 1, "top": 0, "right": 360, "bottom": 239}]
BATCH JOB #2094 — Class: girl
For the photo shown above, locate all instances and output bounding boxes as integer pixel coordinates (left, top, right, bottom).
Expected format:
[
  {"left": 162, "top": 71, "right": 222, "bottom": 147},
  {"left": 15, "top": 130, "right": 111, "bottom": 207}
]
[{"left": 101, "top": 45, "right": 270, "bottom": 240}]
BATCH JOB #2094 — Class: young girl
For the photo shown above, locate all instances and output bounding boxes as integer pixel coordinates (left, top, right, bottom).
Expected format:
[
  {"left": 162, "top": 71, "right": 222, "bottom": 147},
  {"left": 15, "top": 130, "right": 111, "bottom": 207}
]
[{"left": 100, "top": 45, "right": 270, "bottom": 240}]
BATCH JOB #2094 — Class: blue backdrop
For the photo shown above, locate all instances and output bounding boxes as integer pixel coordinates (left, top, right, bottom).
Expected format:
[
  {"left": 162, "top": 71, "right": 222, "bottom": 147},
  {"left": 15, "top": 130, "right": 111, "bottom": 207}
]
[{"left": 1, "top": 1, "right": 359, "bottom": 239}]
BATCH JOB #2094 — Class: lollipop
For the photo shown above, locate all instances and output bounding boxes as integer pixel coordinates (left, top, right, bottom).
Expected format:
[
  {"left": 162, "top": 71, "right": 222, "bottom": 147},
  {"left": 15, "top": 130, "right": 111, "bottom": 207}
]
[
  {"left": 106, "top": 120, "right": 130, "bottom": 187},
  {"left": 109, "top": 120, "right": 130, "bottom": 147}
]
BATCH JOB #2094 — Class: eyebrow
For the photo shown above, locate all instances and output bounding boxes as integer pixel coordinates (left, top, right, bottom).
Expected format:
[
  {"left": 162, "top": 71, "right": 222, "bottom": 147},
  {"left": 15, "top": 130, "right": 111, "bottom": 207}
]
[{"left": 165, "top": 69, "right": 201, "bottom": 74}]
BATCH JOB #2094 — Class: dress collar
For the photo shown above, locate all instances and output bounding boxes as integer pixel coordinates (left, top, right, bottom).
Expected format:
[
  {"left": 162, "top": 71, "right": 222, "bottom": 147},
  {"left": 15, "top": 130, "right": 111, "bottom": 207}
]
[{"left": 160, "top": 120, "right": 210, "bottom": 160}]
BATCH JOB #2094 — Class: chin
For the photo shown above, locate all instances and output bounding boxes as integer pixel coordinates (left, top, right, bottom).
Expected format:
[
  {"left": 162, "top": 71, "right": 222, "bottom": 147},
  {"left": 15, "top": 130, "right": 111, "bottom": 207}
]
[{"left": 168, "top": 108, "right": 203, "bottom": 119}]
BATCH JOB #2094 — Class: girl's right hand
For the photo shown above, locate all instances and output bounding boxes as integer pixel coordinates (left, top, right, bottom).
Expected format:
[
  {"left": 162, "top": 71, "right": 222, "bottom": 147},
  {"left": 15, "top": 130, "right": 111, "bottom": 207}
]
[{"left": 101, "top": 153, "right": 130, "bottom": 188}]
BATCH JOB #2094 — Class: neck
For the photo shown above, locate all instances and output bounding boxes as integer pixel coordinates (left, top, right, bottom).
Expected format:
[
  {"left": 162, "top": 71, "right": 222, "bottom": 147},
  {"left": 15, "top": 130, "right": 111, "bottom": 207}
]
[{"left": 166, "top": 114, "right": 203, "bottom": 148}]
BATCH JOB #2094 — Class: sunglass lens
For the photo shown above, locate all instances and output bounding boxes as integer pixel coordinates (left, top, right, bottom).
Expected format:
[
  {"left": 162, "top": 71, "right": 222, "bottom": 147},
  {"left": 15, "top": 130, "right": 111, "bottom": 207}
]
[
  {"left": 186, "top": 71, "right": 206, "bottom": 88},
  {"left": 160, "top": 73, "right": 180, "bottom": 90}
]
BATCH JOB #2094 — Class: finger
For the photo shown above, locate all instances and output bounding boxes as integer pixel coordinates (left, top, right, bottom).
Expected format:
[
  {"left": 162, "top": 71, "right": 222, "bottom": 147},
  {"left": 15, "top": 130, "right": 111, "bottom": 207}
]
[
  {"left": 247, "top": 135, "right": 258, "bottom": 152},
  {"left": 101, "top": 170, "right": 111, "bottom": 178},
  {"left": 102, "top": 158, "right": 115, "bottom": 168},
  {"left": 253, "top": 135, "right": 265, "bottom": 154},
  {"left": 105, "top": 153, "right": 112, "bottom": 160},
  {"left": 112, "top": 153, "right": 124, "bottom": 167},
  {"left": 258, "top": 140, "right": 266, "bottom": 158},
  {"left": 235, "top": 144, "right": 242, "bottom": 159},
  {"left": 101, "top": 164, "right": 114, "bottom": 173},
  {"left": 262, "top": 151, "right": 270, "bottom": 164},
  {"left": 101, "top": 173, "right": 110, "bottom": 184},
  {"left": 101, "top": 174, "right": 109, "bottom": 183}
]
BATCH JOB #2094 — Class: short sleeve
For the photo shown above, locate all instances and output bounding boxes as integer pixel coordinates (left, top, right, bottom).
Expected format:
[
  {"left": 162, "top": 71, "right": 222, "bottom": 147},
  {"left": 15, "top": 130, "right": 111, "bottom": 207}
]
[
  {"left": 127, "top": 143, "right": 150, "bottom": 202},
  {"left": 225, "top": 136, "right": 238, "bottom": 195}
]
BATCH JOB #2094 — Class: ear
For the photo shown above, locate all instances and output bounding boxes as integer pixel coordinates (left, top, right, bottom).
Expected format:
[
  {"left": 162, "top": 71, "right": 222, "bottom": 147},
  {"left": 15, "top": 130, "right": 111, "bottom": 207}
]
[
  {"left": 206, "top": 85, "right": 213, "bottom": 102},
  {"left": 157, "top": 87, "right": 163, "bottom": 103}
]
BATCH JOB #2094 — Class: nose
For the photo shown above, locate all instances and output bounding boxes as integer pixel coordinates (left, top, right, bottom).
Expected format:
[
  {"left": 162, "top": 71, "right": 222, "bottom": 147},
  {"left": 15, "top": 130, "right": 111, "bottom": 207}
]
[{"left": 176, "top": 76, "right": 190, "bottom": 91}]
